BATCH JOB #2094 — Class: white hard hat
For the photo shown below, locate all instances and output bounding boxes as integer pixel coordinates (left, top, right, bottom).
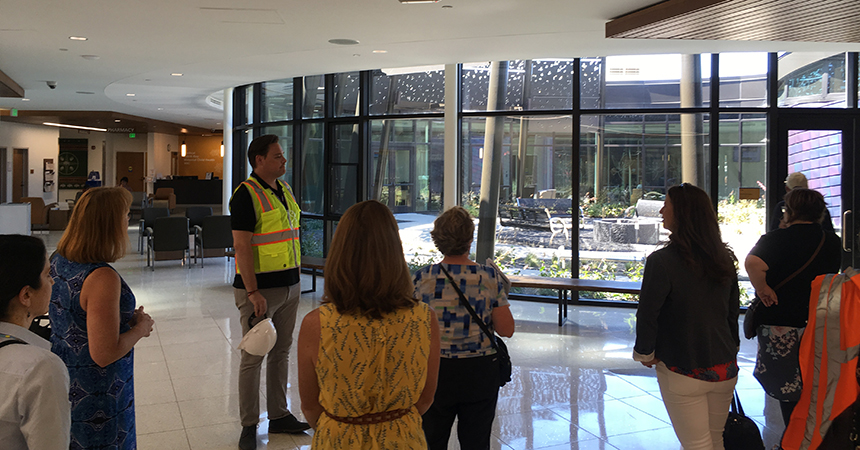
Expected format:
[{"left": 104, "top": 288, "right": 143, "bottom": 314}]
[{"left": 238, "top": 317, "right": 277, "bottom": 356}]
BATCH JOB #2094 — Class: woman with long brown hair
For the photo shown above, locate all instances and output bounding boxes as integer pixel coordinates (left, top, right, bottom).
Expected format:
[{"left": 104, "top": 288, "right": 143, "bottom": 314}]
[
  {"left": 50, "top": 187, "right": 154, "bottom": 450},
  {"left": 297, "top": 200, "right": 440, "bottom": 449},
  {"left": 633, "top": 183, "right": 740, "bottom": 450}
]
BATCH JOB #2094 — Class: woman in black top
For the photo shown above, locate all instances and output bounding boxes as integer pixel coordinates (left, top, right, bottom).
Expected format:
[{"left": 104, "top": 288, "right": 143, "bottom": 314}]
[
  {"left": 634, "top": 183, "right": 740, "bottom": 450},
  {"left": 745, "top": 188, "right": 841, "bottom": 424}
]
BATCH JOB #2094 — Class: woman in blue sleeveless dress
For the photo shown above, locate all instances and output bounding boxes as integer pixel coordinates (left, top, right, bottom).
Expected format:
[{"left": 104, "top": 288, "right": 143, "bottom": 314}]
[{"left": 50, "top": 187, "right": 155, "bottom": 450}]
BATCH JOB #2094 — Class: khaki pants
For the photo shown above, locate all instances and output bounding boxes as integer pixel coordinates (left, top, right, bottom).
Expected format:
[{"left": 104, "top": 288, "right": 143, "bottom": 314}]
[
  {"left": 234, "top": 283, "right": 301, "bottom": 427},
  {"left": 656, "top": 361, "right": 737, "bottom": 450}
]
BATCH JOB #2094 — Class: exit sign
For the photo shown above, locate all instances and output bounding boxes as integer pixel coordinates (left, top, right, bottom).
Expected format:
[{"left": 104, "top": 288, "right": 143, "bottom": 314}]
[{"left": 129, "top": 133, "right": 136, "bottom": 138}]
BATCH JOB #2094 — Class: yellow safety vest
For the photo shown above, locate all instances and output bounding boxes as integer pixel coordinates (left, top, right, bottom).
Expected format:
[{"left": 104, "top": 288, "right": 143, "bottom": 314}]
[{"left": 231, "top": 177, "right": 301, "bottom": 274}]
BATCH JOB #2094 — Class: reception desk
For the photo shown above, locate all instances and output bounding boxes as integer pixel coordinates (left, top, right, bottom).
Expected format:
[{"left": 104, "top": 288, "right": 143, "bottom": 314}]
[{"left": 154, "top": 179, "right": 222, "bottom": 205}]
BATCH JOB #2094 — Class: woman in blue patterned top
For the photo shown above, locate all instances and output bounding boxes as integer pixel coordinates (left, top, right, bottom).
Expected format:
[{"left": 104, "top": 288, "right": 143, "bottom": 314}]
[
  {"left": 50, "top": 187, "right": 155, "bottom": 450},
  {"left": 413, "top": 206, "right": 515, "bottom": 450}
]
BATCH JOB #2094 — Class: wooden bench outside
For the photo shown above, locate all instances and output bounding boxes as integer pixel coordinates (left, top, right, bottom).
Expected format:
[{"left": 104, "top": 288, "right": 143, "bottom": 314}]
[
  {"left": 508, "top": 275, "right": 641, "bottom": 326},
  {"left": 301, "top": 256, "right": 326, "bottom": 294}
]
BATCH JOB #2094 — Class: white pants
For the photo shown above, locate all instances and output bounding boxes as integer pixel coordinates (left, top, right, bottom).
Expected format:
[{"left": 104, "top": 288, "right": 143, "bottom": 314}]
[{"left": 656, "top": 362, "right": 737, "bottom": 450}]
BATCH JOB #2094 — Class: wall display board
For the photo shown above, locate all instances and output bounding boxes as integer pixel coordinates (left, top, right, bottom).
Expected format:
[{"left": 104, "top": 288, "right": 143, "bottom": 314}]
[{"left": 58, "top": 138, "right": 89, "bottom": 189}]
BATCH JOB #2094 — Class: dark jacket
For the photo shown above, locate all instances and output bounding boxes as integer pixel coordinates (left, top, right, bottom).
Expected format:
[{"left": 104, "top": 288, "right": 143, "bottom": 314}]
[{"left": 635, "top": 245, "right": 740, "bottom": 372}]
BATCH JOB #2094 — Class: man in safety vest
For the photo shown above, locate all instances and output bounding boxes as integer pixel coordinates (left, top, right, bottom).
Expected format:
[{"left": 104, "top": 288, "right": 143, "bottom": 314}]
[{"left": 231, "top": 135, "right": 308, "bottom": 450}]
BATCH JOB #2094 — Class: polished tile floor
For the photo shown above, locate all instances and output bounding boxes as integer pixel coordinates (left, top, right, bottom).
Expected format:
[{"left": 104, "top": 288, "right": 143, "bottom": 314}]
[{"left": 39, "top": 229, "right": 787, "bottom": 449}]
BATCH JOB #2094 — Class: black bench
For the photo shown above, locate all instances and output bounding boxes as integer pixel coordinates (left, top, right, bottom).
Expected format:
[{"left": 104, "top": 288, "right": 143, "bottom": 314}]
[
  {"left": 301, "top": 256, "right": 326, "bottom": 294},
  {"left": 509, "top": 275, "right": 641, "bottom": 326}
]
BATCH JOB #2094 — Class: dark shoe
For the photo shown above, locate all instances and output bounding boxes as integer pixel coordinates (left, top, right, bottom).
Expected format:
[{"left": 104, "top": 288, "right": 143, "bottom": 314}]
[
  {"left": 238, "top": 425, "right": 256, "bottom": 450},
  {"left": 268, "top": 414, "right": 311, "bottom": 434}
]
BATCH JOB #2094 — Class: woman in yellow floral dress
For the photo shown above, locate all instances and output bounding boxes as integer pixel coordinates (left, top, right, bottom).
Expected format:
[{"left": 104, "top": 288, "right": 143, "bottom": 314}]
[{"left": 297, "top": 200, "right": 441, "bottom": 449}]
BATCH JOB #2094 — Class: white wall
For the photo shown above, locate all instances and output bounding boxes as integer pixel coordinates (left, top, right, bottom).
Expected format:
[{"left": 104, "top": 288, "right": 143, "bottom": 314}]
[
  {"left": 103, "top": 133, "right": 147, "bottom": 191},
  {"left": 0, "top": 120, "right": 60, "bottom": 204},
  {"left": 146, "top": 132, "right": 178, "bottom": 194}
]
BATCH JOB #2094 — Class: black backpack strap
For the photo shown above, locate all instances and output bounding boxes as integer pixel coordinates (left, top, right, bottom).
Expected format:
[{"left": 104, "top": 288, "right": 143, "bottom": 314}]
[{"left": 0, "top": 334, "right": 27, "bottom": 349}]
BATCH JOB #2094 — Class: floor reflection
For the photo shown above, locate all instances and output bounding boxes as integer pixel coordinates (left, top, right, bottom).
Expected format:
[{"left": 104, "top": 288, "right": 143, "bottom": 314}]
[{"left": 33, "top": 229, "right": 782, "bottom": 450}]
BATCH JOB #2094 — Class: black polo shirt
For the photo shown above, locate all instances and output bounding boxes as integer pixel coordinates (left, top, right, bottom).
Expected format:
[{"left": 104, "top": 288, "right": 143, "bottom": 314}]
[{"left": 230, "top": 172, "right": 300, "bottom": 289}]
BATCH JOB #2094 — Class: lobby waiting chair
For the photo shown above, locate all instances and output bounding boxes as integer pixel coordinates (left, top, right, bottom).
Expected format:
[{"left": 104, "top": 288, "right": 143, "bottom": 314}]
[
  {"left": 20, "top": 197, "right": 58, "bottom": 233},
  {"left": 138, "top": 207, "right": 170, "bottom": 254},
  {"left": 193, "top": 215, "right": 234, "bottom": 267},
  {"left": 149, "top": 188, "right": 176, "bottom": 210},
  {"left": 129, "top": 191, "right": 149, "bottom": 220},
  {"left": 185, "top": 206, "right": 213, "bottom": 234},
  {"left": 146, "top": 216, "right": 190, "bottom": 271}
]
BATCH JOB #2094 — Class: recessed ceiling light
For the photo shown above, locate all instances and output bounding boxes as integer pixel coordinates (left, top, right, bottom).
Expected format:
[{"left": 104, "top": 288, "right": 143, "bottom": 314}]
[
  {"left": 353, "top": 53, "right": 360, "bottom": 57},
  {"left": 81, "top": 55, "right": 100, "bottom": 60},
  {"left": 76, "top": 91, "right": 95, "bottom": 95},
  {"left": 328, "top": 38, "right": 360, "bottom": 45},
  {"left": 69, "top": 36, "right": 87, "bottom": 41},
  {"left": 22, "top": 98, "right": 30, "bottom": 101},
  {"left": 157, "top": 108, "right": 164, "bottom": 111},
  {"left": 59, "top": 48, "right": 68, "bottom": 52},
  {"left": 126, "top": 93, "right": 135, "bottom": 97},
  {"left": 114, "top": 119, "right": 121, "bottom": 123},
  {"left": 372, "top": 50, "right": 388, "bottom": 54},
  {"left": 442, "top": 4, "right": 453, "bottom": 8},
  {"left": 171, "top": 73, "right": 183, "bottom": 77},
  {"left": 399, "top": 0, "right": 439, "bottom": 3}
]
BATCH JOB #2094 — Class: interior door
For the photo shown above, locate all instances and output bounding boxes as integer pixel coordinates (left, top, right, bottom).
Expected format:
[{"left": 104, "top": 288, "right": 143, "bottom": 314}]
[
  {"left": 115, "top": 152, "right": 145, "bottom": 191},
  {"left": 778, "top": 115, "right": 858, "bottom": 270},
  {"left": 0, "top": 148, "right": 6, "bottom": 203},
  {"left": 12, "top": 148, "right": 27, "bottom": 202}
]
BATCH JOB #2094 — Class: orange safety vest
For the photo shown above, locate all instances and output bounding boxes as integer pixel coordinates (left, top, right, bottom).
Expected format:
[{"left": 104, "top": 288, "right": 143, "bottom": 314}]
[{"left": 781, "top": 268, "right": 860, "bottom": 450}]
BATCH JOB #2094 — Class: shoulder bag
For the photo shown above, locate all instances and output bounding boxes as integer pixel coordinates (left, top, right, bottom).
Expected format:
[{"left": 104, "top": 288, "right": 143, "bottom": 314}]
[
  {"left": 439, "top": 264, "right": 512, "bottom": 387},
  {"left": 743, "top": 232, "right": 825, "bottom": 339},
  {"left": 723, "top": 390, "right": 765, "bottom": 450}
]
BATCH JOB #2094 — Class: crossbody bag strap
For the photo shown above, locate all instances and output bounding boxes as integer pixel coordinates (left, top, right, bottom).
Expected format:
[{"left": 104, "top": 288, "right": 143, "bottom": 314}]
[
  {"left": 0, "top": 334, "right": 27, "bottom": 349},
  {"left": 774, "top": 232, "right": 826, "bottom": 291},
  {"left": 438, "top": 264, "right": 500, "bottom": 353}
]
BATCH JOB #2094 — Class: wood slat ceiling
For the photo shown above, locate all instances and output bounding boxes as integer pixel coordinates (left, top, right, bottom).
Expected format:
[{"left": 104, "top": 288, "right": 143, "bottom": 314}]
[{"left": 606, "top": 0, "right": 860, "bottom": 43}]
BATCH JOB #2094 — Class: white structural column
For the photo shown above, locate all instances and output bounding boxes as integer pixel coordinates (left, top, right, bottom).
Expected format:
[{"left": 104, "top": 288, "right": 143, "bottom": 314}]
[
  {"left": 443, "top": 63, "right": 459, "bottom": 210},
  {"left": 222, "top": 87, "right": 233, "bottom": 213}
]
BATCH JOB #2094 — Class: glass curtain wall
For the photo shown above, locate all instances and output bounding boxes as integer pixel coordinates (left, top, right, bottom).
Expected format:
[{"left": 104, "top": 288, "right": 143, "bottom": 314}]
[{"left": 233, "top": 51, "right": 858, "bottom": 304}]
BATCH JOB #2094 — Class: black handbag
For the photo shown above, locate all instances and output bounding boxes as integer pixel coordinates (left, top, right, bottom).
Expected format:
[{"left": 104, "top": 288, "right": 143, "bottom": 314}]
[
  {"left": 743, "top": 233, "right": 825, "bottom": 339},
  {"left": 439, "top": 264, "right": 512, "bottom": 387},
  {"left": 723, "top": 390, "right": 765, "bottom": 450}
]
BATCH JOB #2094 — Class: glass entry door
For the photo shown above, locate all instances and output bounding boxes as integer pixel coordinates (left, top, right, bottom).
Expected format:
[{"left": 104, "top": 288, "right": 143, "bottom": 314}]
[{"left": 778, "top": 116, "right": 858, "bottom": 270}]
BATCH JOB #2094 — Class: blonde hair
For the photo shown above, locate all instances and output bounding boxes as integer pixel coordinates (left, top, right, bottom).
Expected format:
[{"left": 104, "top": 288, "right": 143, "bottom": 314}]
[
  {"left": 57, "top": 187, "right": 132, "bottom": 263},
  {"left": 323, "top": 200, "right": 416, "bottom": 319},
  {"left": 430, "top": 206, "right": 474, "bottom": 256}
]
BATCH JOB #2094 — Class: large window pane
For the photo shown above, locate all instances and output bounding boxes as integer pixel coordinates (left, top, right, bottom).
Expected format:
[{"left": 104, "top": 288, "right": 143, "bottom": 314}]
[
  {"left": 300, "top": 218, "right": 323, "bottom": 257},
  {"left": 333, "top": 124, "right": 359, "bottom": 164},
  {"left": 462, "top": 60, "right": 574, "bottom": 112},
  {"left": 261, "top": 125, "right": 294, "bottom": 187},
  {"left": 717, "top": 114, "right": 767, "bottom": 306},
  {"left": 778, "top": 52, "right": 847, "bottom": 108},
  {"left": 302, "top": 75, "right": 325, "bottom": 119},
  {"left": 580, "top": 55, "right": 712, "bottom": 109},
  {"left": 461, "top": 115, "right": 573, "bottom": 286},
  {"left": 243, "top": 85, "right": 254, "bottom": 125},
  {"left": 719, "top": 53, "right": 768, "bottom": 107},
  {"left": 370, "top": 66, "right": 445, "bottom": 115},
  {"left": 579, "top": 114, "right": 710, "bottom": 298},
  {"left": 301, "top": 123, "right": 324, "bottom": 214},
  {"left": 333, "top": 72, "right": 360, "bottom": 117},
  {"left": 330, "top": 166, "right": 358, "bottom": 215},
  {"left": 370, "top": 119, "right": 444, "bottom": 213},
  {"left": 262, "top": 79, "right": 293, "bottom": 122}
]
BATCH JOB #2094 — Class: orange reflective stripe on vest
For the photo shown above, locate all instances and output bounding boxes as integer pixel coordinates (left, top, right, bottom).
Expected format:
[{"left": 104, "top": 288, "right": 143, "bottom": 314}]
[{"left": 781, "top": 268, "right": 860, "bottom": 450}]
